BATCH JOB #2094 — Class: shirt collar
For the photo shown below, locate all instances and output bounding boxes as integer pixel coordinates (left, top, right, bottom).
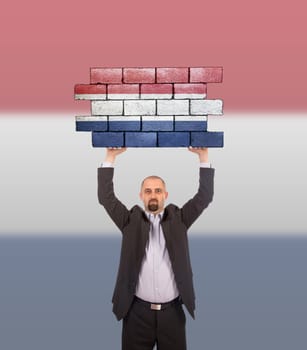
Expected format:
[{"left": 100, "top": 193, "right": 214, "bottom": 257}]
[{"left": 145, "top": 210, "right": 164, "bottom": 221}]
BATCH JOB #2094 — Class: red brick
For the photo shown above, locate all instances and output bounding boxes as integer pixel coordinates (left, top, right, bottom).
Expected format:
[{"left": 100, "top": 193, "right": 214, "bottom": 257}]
[
  {"left": 156, "top": 68, "right": 189, "bottom": 83},
  {"left": 90, "top": 68, "right": 122, "bottom": 84},
  {"left": 174, "top": 83, "right": 207, "bottom": 97},
  {"left": 123, "top": 68, "right": 155, "bottom": 83},
  {"left": 141, "top": 84, "right": 172, "bottom": 94},
  {"left": 108, "top": 84, "right": 139, "bottom": 94},
  {"left": 190, "top": 67, "right": 223, "bottom": 83},
  {"left": 74, "top": 84, "right": 106, "bottom": 94}
]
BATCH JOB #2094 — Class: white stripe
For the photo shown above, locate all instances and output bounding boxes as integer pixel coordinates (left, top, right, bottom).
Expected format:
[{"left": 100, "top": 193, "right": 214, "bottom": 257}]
[
  {"left": 174, "top": 93, "right": 207, "bottom": 99},
  {"left": 76, "top": 116, "right": 107, "bottom": 121},
  {"left": 124, "top": 100, "right": 156, "bottom": 115},
  {"left": 108, "top": 93, "right": 139, "bottom": 100},
  {"left": 92, "top": 101, "right": 123, "bottom": 115},
  {"left": 75, "top": 94, "right": 106, "bottom": 100},
  {"left": 141, "top": 93, "right": 172, "bottom": 100},
  {"left": 157, "top": 100, "right": 189, "bottom": 115},
  {"left": 174, "top": 116, "right": 207, "bottom": 121},
  {"left": 142, "top": 116, "right": 173, "bottom": 121},
  {"left": 108, "top": 116, "right": 141, "bottom": 121},
  {"left": 191, "top": 99, "right": 223, "bottom": 115},
  {"left": 2, "top": 113, "right": 307, "bottom": 236}
]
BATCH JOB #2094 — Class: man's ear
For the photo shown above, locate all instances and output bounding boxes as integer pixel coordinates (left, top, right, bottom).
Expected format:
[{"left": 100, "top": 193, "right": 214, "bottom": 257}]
[{"left": 165, "top": 191, "right": 169, "bottom": 200}]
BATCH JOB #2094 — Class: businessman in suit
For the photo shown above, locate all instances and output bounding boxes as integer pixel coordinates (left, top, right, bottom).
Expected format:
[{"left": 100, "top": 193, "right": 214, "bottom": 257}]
[{"left": 98, "top": 147, "right": 215, "bottom": 350}]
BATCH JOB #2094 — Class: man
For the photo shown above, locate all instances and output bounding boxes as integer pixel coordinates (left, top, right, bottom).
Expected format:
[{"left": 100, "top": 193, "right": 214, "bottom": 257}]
[{"left": 98, "top": 147, "right": 215, "bottom": 350}]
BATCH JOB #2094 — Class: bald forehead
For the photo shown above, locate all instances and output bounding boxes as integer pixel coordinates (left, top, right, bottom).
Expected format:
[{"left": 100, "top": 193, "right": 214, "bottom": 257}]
[{"left": 141, "top": 176, "right": 166, "bottom": 190}]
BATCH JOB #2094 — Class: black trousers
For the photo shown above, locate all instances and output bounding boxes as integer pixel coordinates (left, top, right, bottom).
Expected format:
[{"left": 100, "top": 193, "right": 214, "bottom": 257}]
[{"left": 122, "top": 297, "right": 187, "bottom": 350}]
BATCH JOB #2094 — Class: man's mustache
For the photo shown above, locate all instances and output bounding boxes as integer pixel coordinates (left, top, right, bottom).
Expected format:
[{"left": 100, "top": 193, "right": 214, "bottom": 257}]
[{"left": 149, "top": 199, "right": 158, "bottom": 203}]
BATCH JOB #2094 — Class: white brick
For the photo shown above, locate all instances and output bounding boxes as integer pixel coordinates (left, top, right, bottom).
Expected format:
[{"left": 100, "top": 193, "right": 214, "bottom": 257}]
[
  {"left": 76, "top": 116, "right": 108, "bottom": 121},
  {"left": 91, "top": 101, "right": 123, "bottom": 115},
  {"left": 124, "top": 100, "right": 156, "bottom": 115},
  {"left": 190, "top": 99, "right": 223, "bottom": 115},
  {"left": 157, "top": 100, "right": 189, "bottom": 115},
  {"left": 75, "top": 94, "right": 106, "bottom": 100}
]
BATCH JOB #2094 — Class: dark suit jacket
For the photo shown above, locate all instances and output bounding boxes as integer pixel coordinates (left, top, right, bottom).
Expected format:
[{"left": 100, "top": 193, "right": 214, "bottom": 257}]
[{"left": 98, "top": 167, "right": 215, "bottom": 321}]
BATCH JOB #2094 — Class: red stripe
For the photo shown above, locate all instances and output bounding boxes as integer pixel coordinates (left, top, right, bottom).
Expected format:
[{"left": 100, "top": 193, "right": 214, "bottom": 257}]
[
  {"left": 174, "top": 84, "right": 207, "bottom": 95},
  {"left": 123, "top": 68, "right": 155, "bottom": 83},
  {"left": 108, "top": 84, "right": 139, "bottom": 94},
  {"left": 74, "top": 84, "right": 106, "bottom": 94},
  {"left": 91, "top": 68, "right": 122, "bottom": 84},
  {"left": 157, "top": 68, "right": 189, "bottom": 83},
  {"left": 2, "top": 0, "right": 305, "bottom": 112},
  {"left": 141, "top": 84, "right": 172, "bottom": 94}
]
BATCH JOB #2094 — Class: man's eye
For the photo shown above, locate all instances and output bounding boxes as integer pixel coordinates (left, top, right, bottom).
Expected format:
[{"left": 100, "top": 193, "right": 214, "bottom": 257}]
[
  {"left": 145, "top": 189, "right": 151, "bottom": 194},
  {"left": 156, "top": 189, "right": 162, "bottom": 193}
]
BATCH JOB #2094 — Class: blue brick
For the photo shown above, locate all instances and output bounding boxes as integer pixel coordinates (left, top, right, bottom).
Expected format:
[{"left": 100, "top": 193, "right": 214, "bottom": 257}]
[
  {"left": 175, "top": 120, "right": 207, "bottom": 131},
  {"left": 125, "top": 132, "right": 157, "bottom": 147},
  {"left": 158, "top": 132, "right": 190, "bottom": 147},
  {"left": 142, "top": 120, "right": 173, "bottom": 131},
  {"left": 109, "top": 120, "right": 140, "bottom": 131},
  {"left": 191, "top": 132, "right": 224, "bottom": 147},
  {"left": 76, "top": 121, "right": 108, "bottom": 131},
  {"left": 92, "top": 132, "right": 124, "bottom": 147}
]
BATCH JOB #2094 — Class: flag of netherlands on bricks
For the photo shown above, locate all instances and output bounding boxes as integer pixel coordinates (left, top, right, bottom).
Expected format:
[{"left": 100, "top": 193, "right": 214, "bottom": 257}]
[{"left": 74, "top": 67, "right": 224, "bottom": 147}]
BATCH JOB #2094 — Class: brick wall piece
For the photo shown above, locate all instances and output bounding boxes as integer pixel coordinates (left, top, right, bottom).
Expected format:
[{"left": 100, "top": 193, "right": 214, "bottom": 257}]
[
  {"left": 124, "top": 100, "right": 156, "bottom": 115},
  {"left": 74, "top": 84, "right": 106, "bottom": 100},
  {"left": 107, "top": 84, "right": 139, "bottom": 100},
  {"left": 190, "top": 67, "right": 223, "bottom": 83},
  {"left": 92, "top": 132, "right": 124, "bottom": 147},
  {"left": 123, "top": 68, "right": 155, "bottom": 83},
  {"left": 174, "top": 83, "right": 207, "bottom": 99},
  {"left": 125, "top": 132, "right": 157, "bottom": 147},
  {"left": 109, "top": 116, "right": 141, "bottom": 131},
  {"left": 75, "top": 116, "right": 108, "bottom": 131},
  {"left": 191, "top": 131, "right": 224, "bottom": 147},
  {"left": 174, "top": 116, "right": 207, "bottom": 131},
  {"left": 140, "top": 84, "right": 173, "bottom": 99},
  {"left": 156, "top": 68, "right": 189, "bottom": 83},
  {"left": 158, "top": 132, "right": 190, "bottom": 147},
  {"left": 76, "top": 66, "right": 224, "bottom": 148},
  {"left": 92, "top": 101, "right": 123, "bottom": 115},
  {"left": 157, "top": 100, "right": 189, "bottom": 115},
  {"left": 90, "top": 68, "right": 122, "bottom": 84},
  {"left": 142, "top": 116, "right": 173, "bottom": 131},
  {"left": 190, "top": 99, "right": 223, "bottom": 115}
]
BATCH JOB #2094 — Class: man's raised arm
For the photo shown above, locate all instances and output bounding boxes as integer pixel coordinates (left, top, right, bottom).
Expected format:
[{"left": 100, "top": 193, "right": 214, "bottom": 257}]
[
  {"left": 181, "top": 147, "right": 215, "bottom": 229},
  {"left": 97, "top": 148, "right": 129, "bottom": 231}
]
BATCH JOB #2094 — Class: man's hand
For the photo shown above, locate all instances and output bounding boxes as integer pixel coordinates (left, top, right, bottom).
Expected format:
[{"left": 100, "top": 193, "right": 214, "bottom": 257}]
[
  {"left": 188, "top": 146, "right": 209, "bottom": 163},
  {"left": 104, "top": 147, "right": 127, "bottom": 164}
]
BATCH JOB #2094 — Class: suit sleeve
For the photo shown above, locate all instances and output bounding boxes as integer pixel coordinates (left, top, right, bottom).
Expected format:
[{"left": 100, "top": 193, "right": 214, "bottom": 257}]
[
  {"left": 97, "top": 167, "right": 130, "bottom": 232},
  {"left": 180, "top": 167, "right": 215, "bottom": 229}
]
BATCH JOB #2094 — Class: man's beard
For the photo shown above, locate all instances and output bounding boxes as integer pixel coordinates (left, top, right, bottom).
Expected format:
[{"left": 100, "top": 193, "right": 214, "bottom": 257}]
[{"left": 148, "top": 200, "right": 159, "bottom": 212}]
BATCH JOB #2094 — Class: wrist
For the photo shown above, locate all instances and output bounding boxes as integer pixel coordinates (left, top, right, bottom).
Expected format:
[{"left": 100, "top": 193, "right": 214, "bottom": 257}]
[
  {"left": 199, "top": 156, "right": 209, "bottom": 163},
  {"left": 104, "top": 156, "right": 115, "bottom": 163}
]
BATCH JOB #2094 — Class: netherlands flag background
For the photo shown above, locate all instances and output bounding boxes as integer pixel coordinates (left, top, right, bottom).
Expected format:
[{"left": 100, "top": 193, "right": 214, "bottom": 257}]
[{"left": 1, "top": 0, "right": 307, "bottom": 349}]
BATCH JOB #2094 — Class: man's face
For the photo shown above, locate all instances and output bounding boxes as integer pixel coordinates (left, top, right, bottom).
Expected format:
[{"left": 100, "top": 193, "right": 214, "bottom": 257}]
[{"left": 139, "top": 178, "right": 168, "bottom": 214}]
